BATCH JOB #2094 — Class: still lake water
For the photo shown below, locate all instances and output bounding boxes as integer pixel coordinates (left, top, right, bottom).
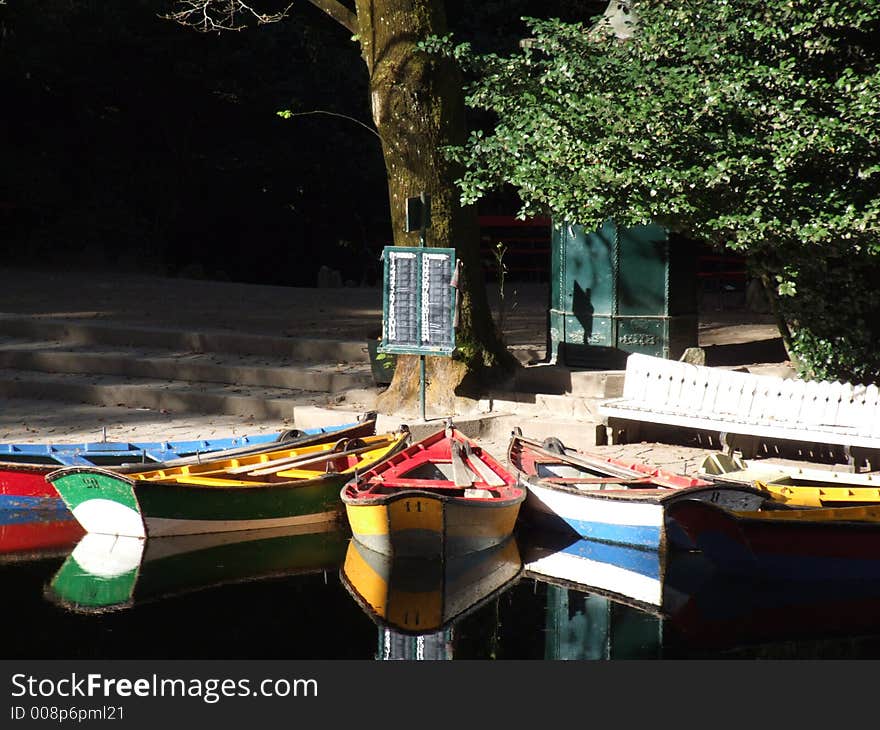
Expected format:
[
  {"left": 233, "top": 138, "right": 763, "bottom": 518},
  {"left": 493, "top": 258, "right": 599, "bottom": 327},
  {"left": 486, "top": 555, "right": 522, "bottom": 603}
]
[{"left": 6, "top": 510, "right": 880, "bottom": 661}]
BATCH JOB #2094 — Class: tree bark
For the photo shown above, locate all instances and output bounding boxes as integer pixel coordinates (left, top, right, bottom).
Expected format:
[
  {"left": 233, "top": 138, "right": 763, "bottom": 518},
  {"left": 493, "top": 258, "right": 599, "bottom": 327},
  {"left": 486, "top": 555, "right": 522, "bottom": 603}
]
[{"left": 353, "top": 0, "right": 517, "bottom": 415}]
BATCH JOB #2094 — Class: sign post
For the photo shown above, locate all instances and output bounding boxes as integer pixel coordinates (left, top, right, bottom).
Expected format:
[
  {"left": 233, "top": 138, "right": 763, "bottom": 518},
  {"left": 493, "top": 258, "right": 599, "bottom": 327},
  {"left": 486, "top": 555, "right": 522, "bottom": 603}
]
[{"left": 380, "top": 193, "right": 456, "bottom": 421}]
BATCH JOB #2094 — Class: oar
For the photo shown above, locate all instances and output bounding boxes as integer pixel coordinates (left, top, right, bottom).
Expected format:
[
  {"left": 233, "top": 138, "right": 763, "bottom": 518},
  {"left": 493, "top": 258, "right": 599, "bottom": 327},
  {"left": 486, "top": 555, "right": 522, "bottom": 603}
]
[
  {"left": 451, "top": 442, "right": 475, "bottom": 487},
  {"left": 465, "top": 452, "right": 507, "bottom": 487},
  {"left": 221, "top": 437, "right": 358, "bottom": 475},
  {"left": 541, "top": 476, "right": 655, "bottom": 486},
  {"left": 514, "top": 433, "right": 567, "bottom": 451},
  {"left": 245, "top": 439, "right": 397, "bottom": 477},
  {"left": 515, "top": 434, "right": 645, "bottom": 480},
  {"left": 118, "top": 431, "right": 301, "bottom": 474}
]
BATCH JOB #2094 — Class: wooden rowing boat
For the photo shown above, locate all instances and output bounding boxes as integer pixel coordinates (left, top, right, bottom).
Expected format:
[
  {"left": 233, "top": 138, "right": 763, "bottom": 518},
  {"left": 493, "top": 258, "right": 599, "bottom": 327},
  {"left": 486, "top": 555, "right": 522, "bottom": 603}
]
[
  {"left": 666, "top": 498, "right": 880, "bottom": 581},
  {"left": 0, "top": 415, "right": 376, "bottom": 511},
  {"left": 700, "top": 451, "right": 880, "bottom": 507},
  {"left": 0, "top": 432, "right": 289, "bottom": 466},
  {"left": 508, "top": 431, "right": 768, "bottom": 550},
  {"left": 340, "top": 535, "right": 522, "bottom": 635},
  {"left": 45, "top": 522, "right": 349, "bottom": 613},
  {"left": 47, "top": 429, "right": 411, "bottom": 538},
  {"left": 341, "top": 424, "right": 525, "bottom": 558}
]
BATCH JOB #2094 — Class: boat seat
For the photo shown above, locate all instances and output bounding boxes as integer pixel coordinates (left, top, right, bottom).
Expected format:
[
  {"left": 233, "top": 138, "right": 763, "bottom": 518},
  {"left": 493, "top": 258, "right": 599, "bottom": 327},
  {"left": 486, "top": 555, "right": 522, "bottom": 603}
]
[{"left": 463, "top": 488, "right": 495, "bottom": 499}]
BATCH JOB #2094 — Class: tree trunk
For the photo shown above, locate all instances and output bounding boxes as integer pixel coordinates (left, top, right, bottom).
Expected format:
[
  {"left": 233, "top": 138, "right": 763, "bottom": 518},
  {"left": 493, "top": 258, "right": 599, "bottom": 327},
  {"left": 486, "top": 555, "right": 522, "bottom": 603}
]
[
  {"left": 757, "top": 271, "right": 795, "bottom": 360},
  {"left": 353, "top": 0, "right": 517, "bottom": 415}
]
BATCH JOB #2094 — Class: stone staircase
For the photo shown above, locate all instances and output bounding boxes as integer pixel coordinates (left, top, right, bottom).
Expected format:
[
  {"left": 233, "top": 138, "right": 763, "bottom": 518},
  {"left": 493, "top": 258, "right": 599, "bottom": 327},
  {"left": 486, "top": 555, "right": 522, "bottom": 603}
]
[
  {"left": 0, "top": 310, "right": 631, "bottom": 453},
  {"left": 477, "top": 363, "right": 626, "bottom": 449},
  {"left": 0, "top": 314, "right": 378, "bottom": 420}
]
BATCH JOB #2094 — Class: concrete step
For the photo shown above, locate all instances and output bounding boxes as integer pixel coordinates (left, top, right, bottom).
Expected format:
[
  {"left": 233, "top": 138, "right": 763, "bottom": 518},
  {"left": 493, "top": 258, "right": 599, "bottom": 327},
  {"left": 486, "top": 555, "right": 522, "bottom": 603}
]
[
  {"left": 508, "top": 363, "right": 625, "bottom": 398},
  {"left": 485, "top": 415, "right": 608, "bottom": 452},
  {"left": 0, "top": 369, "right": 379, "bottom": 420},
  {"left": 481, "top": 391, "right": 605, "bottom": 420},
  {"left": 0, "top": 314, "right": 369, "bottom": 363},
  {"left": 0, "top": 339, "right": 373, "bottom": 393}
]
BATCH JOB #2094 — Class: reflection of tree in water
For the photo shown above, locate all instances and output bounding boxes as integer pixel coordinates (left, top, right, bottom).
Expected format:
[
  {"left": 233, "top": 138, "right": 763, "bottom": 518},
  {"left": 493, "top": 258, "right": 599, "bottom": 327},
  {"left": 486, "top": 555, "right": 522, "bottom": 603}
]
[{"left": 543, "top": 586, "right": 663, "bottom": 660}]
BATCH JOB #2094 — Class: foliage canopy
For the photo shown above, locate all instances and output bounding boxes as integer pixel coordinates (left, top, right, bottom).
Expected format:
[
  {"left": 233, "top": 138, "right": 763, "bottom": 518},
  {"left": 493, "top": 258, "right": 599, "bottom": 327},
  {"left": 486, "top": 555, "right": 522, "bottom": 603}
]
[{"left": 438, "top": 0, "right": 880, "bottom": 381}]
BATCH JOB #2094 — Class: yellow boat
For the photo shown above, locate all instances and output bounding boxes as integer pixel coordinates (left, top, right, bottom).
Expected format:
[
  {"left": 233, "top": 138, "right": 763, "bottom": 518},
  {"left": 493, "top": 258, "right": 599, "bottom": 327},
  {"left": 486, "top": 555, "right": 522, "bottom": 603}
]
[
  {"left": 130, "top": 431, "right": 408, "bottom": 487},
  {"left": 341, "top": 426, "right": 526, "bottom": 558},
  {"left": 700, "top": 452, "right": 880, "bottom": 507}
]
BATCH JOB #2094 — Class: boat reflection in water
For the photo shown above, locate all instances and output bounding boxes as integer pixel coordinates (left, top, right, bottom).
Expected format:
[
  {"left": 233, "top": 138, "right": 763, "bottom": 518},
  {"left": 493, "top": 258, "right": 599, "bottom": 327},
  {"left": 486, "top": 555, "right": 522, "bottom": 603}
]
[
  {"left": 0, "top": 507, "right": 84, "bottom": 563},
  {"left": 521, "top": 528, "right": 676, "bottom": 659},
  {"left": 521, "top": 526, "right": 880, "bottom": 658},
  {"left": 340, "top": 536, "right": 523, "bottom": 660},
  {"left": 45, "top": 522, "right": 349, "bottom": 613}
]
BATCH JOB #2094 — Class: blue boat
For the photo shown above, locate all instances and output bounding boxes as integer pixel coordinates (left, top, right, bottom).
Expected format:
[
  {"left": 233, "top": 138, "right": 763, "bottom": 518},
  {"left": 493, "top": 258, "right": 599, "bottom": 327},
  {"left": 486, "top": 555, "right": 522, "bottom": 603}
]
[
  {"left": 0, "top": 432, "right": 286, "bottom": 466},
  {"left": 0, "top": 413, "right": 378, "bottom": 510}
]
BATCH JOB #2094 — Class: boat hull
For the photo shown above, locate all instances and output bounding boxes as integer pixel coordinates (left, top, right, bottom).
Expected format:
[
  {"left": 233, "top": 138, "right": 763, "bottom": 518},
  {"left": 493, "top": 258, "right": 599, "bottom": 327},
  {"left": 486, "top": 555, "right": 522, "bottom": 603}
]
[
  {"left": 523, "top": 478, "right": 767, "bottom": 550},
  {"left": 0, "top": 464, "right": 66, "bottom": 510},
  {"left": 49, "top": 467, "right": 347, "bottom": 538},
  {"left": 0, "top": 509, "right": 85, "bottom": 561},
  {"left": 346, "top": 490, "right": 524, "bottom": 558},
  {"left": 667, "top": 499, "right": 880, "bottom": 581}
]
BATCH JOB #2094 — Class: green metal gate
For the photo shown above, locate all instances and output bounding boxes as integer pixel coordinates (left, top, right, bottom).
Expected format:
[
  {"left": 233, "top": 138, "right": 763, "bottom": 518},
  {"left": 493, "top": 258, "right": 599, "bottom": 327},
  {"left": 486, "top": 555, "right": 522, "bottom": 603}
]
[{"left": 548, "top": 219, "right": 698, "bottom": 369}]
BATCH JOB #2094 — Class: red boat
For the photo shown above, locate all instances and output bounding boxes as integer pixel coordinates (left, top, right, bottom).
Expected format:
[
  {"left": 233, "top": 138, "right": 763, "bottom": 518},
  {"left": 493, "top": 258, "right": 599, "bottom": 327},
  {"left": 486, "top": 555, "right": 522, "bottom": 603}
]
[
  {"left": 0, "top": 509, "right": 84, "bottom": 562},
  {"left": 0, "top": 464, "right": 60, "bottom": 510}
]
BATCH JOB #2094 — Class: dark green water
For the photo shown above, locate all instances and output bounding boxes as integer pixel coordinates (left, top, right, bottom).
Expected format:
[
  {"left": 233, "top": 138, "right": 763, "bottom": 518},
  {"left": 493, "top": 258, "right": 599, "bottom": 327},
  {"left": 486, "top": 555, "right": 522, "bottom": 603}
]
[{"left": 5, "top": 516, "right": 880, "bottom": 661}]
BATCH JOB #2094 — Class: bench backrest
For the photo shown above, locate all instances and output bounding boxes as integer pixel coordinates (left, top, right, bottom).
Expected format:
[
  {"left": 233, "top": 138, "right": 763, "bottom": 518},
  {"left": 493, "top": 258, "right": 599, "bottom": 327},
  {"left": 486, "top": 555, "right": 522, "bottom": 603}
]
[{"left": 620, "top": 353, "right": 880, "bottom": 436}]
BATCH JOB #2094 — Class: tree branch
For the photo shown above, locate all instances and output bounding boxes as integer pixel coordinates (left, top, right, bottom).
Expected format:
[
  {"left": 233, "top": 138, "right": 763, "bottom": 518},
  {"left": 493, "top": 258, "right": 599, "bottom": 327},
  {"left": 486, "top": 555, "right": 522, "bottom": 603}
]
[
  {"left": 305, "top": 0, "right": 358, "bottom": 35},
  {"left": 164, "top": 0, "right": 358, "bottom": 35},
  {"left": 278, "top": 109, "right": 380, "bottom": 140},
  {"left": 164, "top": 1, "right": 294, "bottom": 32}
]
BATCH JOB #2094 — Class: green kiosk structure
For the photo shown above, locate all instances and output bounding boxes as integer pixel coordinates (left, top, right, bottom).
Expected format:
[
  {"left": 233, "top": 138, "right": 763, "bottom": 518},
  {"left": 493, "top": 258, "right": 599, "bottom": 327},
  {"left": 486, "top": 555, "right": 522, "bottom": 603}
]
[{"left": 548, "top": 219, "right": 699, "bottom": 369}]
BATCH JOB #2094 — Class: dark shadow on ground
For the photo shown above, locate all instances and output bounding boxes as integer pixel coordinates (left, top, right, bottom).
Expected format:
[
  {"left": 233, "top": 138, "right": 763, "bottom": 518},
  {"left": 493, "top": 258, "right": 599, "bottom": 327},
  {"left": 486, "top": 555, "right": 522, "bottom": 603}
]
[{"left": 703, "top": 337, "right": 788, "bottom": 367}]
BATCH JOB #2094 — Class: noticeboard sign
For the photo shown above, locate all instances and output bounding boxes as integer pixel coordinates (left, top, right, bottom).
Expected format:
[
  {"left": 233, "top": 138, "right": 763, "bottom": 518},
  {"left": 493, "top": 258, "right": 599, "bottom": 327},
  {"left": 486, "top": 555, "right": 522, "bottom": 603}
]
[{"left": 380, "top": 246, "right": 456, "bottom": 356}]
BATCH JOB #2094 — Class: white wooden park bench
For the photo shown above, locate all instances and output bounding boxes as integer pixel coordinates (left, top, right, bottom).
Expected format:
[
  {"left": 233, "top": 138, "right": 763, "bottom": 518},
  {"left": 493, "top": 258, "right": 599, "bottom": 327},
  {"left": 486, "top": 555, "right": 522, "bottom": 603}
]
[{"left": 598, "top": 353, "right": 880, "bottom": 471}]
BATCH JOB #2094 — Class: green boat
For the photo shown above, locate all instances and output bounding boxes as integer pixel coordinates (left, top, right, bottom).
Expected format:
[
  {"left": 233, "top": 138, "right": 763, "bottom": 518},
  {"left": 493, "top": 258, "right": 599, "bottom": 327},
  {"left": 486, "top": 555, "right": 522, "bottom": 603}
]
[
  {"left": 46, "top": 430, "right": 410, "bottom": 538},
  {"left": 45, "top": 522, "right": 349, "bottom": 613}
]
